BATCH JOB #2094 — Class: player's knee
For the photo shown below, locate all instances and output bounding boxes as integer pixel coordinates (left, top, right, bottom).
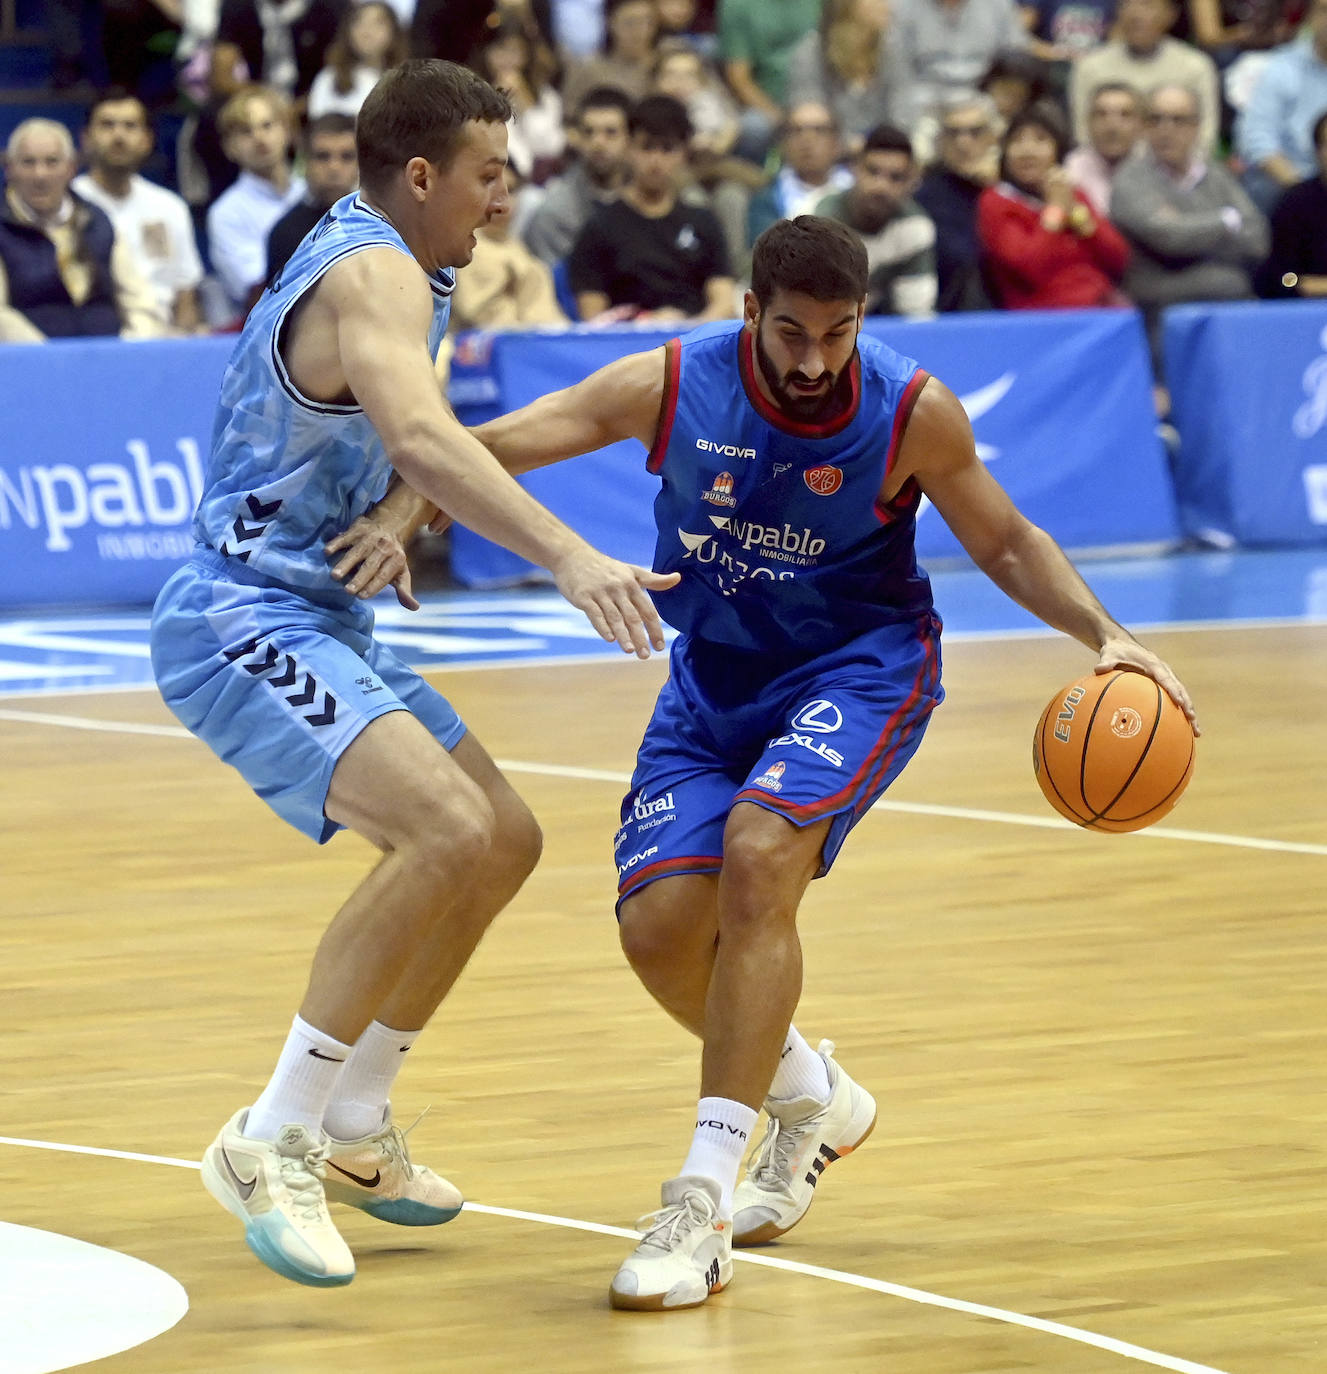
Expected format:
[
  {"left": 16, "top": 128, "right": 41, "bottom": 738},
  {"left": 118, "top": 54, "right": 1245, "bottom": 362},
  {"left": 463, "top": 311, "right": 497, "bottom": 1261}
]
[
  {"left": 412, "top": 800, "right": 497, "bottom": 883},
  {"left": 498, "top": 799, "right": 543, "bottom": 884},
  {"left": 618, "top": 893, "right": 683, "bottom": 977}
]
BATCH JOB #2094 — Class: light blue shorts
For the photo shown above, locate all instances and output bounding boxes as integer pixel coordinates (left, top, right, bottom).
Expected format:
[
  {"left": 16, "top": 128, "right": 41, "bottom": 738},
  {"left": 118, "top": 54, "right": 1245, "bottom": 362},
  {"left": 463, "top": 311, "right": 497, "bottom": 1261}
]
[{"left": 151, "top": 547, "right": 466, "bottom": 843}]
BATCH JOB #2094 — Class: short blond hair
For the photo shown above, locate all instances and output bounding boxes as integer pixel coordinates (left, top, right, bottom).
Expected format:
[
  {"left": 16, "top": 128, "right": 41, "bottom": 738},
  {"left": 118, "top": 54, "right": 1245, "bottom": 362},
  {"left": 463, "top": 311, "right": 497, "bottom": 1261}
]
[{"left": 217, "top": 85, "right": 291, "bottom": 140}]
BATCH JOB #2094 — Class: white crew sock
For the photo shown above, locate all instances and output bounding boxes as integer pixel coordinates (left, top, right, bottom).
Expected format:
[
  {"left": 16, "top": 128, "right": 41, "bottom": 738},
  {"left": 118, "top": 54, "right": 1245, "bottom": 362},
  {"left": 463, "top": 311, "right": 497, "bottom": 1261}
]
[
  {"left": 322, "top": 1020, "right": 418, "bottom": 1141},
  {"left": 244, "top": 1015, "right": 353, "bottom": 1141},
  {"left": 680, "top": 1096, "right": 759, "bottom": 1215},
  {"left": 767, "top": 1025, "right": 832, "bottom": 1105}
]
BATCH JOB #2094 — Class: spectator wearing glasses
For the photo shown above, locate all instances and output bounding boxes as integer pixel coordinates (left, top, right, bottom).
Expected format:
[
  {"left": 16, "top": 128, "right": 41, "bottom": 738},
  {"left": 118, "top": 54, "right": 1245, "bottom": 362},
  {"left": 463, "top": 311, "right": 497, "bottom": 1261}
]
[
  {"left": 1070, "top": 0, "right": 1221, "bottom": 155},
  {"left": 1111, "top": 83, "right": 1268, "bottom": 368},
  {"left": 1065, "top": 81, "right": 1145, "bottom": 215},
  {"left": 914, "top": 92, "right": 1000, "bottom": 309}
]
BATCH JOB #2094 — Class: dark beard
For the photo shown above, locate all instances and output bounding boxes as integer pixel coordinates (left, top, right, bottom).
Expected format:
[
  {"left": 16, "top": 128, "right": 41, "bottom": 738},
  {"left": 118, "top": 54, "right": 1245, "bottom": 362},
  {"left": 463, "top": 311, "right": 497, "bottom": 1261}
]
[{"left": 755, "top": 326, "right": 853, "bottom": 423}]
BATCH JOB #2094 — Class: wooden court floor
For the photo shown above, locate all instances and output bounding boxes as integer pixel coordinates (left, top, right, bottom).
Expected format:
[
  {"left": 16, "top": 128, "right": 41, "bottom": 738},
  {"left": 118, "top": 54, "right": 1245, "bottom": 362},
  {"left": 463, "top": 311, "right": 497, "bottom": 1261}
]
[{"left": 1, "top": 624, "right": 1325, "bottom": 1374}]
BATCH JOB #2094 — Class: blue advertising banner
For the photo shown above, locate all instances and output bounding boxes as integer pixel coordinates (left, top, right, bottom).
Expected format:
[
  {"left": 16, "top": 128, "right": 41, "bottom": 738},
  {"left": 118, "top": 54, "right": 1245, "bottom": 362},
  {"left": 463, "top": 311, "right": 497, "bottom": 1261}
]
[
  {"left": 449, "top": 309, "right": 1178, "bottom": 586},
  {"left": 0, "top": 336, "right": 235, "bottom": 609},
  {"left": 1164, "top": 301, "right": 1327, "bottom": 546}
]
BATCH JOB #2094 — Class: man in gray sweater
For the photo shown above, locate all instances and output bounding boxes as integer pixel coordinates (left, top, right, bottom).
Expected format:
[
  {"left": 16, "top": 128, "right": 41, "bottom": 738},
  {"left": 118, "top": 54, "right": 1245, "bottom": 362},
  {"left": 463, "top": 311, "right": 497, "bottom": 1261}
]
[{"left": 1110, "top": 83, "right": 1269, "bottom": 375}]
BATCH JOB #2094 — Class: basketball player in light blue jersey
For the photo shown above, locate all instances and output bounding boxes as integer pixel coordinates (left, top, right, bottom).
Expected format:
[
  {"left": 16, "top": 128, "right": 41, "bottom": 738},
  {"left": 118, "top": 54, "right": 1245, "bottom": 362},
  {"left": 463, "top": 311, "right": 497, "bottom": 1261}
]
[
  {"left": 365, "top": 216, "right": 1198, "bottom": 1310},
  {"left": 150, "top": 60, "right": 677, "bottom": 1289}
]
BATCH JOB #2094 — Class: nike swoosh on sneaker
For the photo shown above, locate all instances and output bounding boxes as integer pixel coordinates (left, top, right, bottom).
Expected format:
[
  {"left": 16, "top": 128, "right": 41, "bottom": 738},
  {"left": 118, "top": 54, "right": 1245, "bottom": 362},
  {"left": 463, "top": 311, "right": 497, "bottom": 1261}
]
[
  {"left": 327, "top": 1161, "right": 382, "bottom": 1188},
  {"left": 219, "top": 1146, "right": 258, "bottom": 1200}
]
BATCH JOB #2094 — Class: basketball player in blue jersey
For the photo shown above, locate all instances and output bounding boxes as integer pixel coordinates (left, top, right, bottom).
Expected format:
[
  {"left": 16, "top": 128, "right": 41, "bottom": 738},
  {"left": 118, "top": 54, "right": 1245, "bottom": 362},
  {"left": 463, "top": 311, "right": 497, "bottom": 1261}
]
[
  {"left": 363, "top": 215, "right": 1198, "bottom": 1310},
  {"left": 149, "top": 60, "right": 677, "bottom": 1289}
]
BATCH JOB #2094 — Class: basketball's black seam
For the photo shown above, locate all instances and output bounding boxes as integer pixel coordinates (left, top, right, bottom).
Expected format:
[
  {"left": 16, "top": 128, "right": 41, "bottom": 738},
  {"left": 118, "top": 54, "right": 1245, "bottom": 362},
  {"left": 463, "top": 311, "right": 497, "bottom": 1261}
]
[
  {"left": 1109, "top": 728, "right": 1194, "bottom": 822},
  {"left": 1040, "top": 697, "right": 1091, "bottom": 825},
  {"left": 1088, "top": 677, "right": 1164, "bottom": 822},
  {"left": 1078, "top": 674, "right": 1123, "bottom": 819}
]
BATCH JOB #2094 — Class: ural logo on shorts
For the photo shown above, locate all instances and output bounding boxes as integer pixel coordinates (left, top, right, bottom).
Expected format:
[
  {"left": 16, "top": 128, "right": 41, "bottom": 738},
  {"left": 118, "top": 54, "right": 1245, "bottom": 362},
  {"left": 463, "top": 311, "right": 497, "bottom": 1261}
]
[
  {"left": 753, "top": 760, "right": 785, "bottom": 792},
  {"left": 223, "top": 639, "right": 339, "bottom": 727},
  {"left": 803, "top": 465, "right": 843, "bottom": 496}
]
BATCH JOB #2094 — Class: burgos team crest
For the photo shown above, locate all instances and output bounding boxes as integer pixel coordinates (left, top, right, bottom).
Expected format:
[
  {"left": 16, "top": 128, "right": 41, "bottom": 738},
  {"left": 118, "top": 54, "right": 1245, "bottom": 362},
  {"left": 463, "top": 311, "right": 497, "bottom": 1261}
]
[
  {"left": 703, "top": 471, "right": 737, "bottom": 507},
  {"left": 753, "top": 760, "right": 785, "bottom": 792},
  {"left": 803, "top": 465, "right": 843, "bottom": 496}
]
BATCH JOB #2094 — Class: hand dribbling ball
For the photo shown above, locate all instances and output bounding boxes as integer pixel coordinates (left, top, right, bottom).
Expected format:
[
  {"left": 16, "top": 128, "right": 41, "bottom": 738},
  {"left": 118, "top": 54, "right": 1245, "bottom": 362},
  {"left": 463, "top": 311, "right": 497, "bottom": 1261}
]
[{"left": 1033, "top": 670, "right": 1195, "bottom": 833}]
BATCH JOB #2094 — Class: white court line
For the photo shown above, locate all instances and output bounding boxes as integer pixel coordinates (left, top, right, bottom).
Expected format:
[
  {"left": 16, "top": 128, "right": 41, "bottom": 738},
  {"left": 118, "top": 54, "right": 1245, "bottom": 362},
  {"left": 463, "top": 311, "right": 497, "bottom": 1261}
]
[
  {"left": 0, "top": 1135, "right": 1231, "bottom": 1374},
  {"left": 1, "top": 708, "right": 1323, "bottom": 858}
]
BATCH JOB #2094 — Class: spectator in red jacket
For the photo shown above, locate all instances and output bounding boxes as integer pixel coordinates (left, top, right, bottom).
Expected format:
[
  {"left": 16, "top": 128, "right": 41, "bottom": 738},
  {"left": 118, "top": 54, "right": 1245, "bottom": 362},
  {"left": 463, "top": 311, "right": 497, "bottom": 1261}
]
[{"left": 978, "top": 99, "right": 1131, "bottom": 309}]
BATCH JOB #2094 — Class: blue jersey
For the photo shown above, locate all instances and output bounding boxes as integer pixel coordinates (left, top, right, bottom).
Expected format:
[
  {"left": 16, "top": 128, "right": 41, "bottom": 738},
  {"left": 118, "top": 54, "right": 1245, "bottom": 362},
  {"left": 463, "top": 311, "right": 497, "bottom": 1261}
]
[
  {"left": 193, "top": 193, "right": 454, "bottom": 596},
  {"left": 646, "top": 321, "right": 934, "bottom": 661}
]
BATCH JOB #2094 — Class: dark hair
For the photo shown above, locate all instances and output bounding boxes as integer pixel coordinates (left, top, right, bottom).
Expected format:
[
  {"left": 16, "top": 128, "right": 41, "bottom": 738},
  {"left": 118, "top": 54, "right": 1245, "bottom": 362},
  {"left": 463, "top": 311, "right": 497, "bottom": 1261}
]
[
  {"left": 1313, "top": 108, "right": 1327, "bottom": 149},
  {"left": 861, "top": 123, "right": 913, "bottom": 160},
  {"left": 998, "top": 98, "right": 1071, "bottom": 185},
  {"left": 575, "top": 84, "right": 633, "bottom": 124},
  {"left": 750, "top": 215, "right": 868, "bottom": 305},
  {"left": 979, "top": 49, "right": 1052, "bottom": 107},
  {"left": 305, "top": 112, "right": 357, "bottom": 145},
  {"left": 86, "top": 87, "right": 147, "bottom": 124},
  {"left": 628, "top": 93, "right": 691, "bottom": 145},
  {"left": 356, "top": 59, "right": 512, "bottom": 191}
]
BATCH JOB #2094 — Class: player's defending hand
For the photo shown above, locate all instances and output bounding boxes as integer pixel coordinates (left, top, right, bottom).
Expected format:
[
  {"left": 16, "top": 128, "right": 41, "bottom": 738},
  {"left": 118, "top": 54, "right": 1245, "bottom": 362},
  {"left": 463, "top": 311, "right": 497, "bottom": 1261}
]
[
  {"left": 325, "top": 516, "right": 419, "bottom": 610},
  {"left": 1095, "top": 635, "right": 1200, "bottom": 735},
  {"left": 550, "top": 547, "right": 680, "bottom": 659}
]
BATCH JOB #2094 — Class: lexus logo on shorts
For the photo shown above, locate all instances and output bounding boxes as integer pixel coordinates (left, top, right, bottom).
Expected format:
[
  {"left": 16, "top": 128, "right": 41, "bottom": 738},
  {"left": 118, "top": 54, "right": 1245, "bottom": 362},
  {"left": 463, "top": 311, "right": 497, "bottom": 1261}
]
[
  {"left": 790, "top": 699, "right": 843, "bottom": 733},
  {"left": 803, "top": 465, "right": 842, "bottom": 496}
]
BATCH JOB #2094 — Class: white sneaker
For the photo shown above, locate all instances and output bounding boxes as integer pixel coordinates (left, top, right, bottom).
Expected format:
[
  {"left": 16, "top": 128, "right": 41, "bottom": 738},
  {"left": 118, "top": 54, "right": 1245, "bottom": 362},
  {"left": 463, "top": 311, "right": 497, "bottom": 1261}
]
[
  {"left": 323, "top": 1109, "right": 463, "bottom": 1227},
  {"left": 609, "top": 1175, "right": 733, "bottom": 1311},
  {"left": 732, "top": 1040, "right": 876, "bottom": 1246},
  {"left": 200, "top": 1108, "right": 355, "bottom": 1287}
]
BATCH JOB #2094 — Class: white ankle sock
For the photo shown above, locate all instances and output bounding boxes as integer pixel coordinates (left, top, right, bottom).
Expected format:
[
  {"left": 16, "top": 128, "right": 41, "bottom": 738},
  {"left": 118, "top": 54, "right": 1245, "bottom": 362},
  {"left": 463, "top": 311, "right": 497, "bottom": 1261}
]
[
  {"left": 322, "top": 1020, "right": 417, "bottom": 1141},
  {"left": 245, "top": 1015, "right": 353, "bottom": 1141},
  {"left": 767, "top": 1026, "right": 832, "bottom": 1105},
  {"left": 680, "top": 1096, "right": 758, "bottom": 1215}
]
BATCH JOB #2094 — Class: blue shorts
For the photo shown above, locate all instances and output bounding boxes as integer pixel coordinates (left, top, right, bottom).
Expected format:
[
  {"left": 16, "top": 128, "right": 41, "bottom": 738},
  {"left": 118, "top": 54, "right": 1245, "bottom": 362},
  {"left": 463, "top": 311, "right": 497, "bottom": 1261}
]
[
  {"left": 614, "top": 615, "right": 943, "bottom": 905},
  {"left": 151, "top": 548, "right": 466, "bottom": 844}
]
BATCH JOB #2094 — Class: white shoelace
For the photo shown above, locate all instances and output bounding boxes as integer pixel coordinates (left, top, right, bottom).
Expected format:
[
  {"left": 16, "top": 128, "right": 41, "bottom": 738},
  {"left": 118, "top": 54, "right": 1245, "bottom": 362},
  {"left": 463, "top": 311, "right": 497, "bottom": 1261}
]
[
  {"left": 750, "top": 1117, "right": 805, "bottom": 1193},
  {"left": 636, "top": 1191, "right": 716, "bottom": 1254},
  {"left": 280, "top": 1143, "right": 333, "bottom": 1224}
]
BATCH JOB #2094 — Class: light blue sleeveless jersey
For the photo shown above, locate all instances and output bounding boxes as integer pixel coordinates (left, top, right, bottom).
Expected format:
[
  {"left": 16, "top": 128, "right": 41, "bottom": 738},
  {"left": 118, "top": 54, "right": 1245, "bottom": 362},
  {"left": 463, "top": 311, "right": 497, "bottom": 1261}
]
[{"left": 193, "top": 193, "right": 454, "bottom": 596}]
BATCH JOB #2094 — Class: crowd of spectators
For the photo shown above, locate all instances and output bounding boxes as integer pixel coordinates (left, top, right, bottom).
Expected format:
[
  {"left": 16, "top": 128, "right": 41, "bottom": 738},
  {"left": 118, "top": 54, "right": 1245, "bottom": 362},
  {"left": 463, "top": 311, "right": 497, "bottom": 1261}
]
[{"left": 3, "top": 0, "right": 1326, "bottom": 399}]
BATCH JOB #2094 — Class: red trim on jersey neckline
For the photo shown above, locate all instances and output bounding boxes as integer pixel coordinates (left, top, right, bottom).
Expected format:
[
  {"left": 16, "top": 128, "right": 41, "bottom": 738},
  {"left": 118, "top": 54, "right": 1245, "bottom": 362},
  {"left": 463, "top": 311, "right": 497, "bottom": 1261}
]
[
  {"left": 646, "top": 337, "right": 682, "bottom": 475},
  {"left": 738, "top": 330, "right": 861, "bottom": 439}
]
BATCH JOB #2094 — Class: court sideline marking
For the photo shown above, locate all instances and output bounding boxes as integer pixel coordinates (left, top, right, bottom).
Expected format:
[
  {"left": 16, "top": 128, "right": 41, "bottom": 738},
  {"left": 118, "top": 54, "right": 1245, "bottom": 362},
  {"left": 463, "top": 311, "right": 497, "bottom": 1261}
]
[
  {"left": 0, "top": 1134, "right": 1231, "bottom": 1374},
  {"left": 1, "top": 706, "right": 1324, "bottom": 858}
]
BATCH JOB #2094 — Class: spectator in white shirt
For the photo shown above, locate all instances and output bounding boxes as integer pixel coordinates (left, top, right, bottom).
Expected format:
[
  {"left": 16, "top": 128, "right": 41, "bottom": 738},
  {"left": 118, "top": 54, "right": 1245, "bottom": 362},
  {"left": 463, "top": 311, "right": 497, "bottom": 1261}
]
[
  {"left": 73, "top": 90, "right": 205, "bottom": 332},
  {"left": 307, "top": 2, "right": 408, "bottom": 120},
  {"left": 206, "top": 84, "right": 306, "bottom": 319}
]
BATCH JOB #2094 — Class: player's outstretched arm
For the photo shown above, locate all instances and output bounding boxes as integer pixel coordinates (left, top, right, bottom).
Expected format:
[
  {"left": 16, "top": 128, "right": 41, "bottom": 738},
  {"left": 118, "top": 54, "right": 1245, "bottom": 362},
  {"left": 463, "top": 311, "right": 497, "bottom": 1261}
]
[
  {"left": 322, "top": 249, "right": 677, "bottom": 656},
  {"left": 901, "top": 377, "right": 1199, "bottom": 732},
  {"left": 471, "top": 347, "right": 668, "bottom": 475}
]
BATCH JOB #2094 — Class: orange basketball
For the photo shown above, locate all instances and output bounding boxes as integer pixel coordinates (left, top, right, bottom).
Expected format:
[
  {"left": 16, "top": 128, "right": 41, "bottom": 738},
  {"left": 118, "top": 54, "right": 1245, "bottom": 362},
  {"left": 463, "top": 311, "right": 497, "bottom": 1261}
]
[{"left": 1033, "top": 670, "right": 1195, "bottom": 833}]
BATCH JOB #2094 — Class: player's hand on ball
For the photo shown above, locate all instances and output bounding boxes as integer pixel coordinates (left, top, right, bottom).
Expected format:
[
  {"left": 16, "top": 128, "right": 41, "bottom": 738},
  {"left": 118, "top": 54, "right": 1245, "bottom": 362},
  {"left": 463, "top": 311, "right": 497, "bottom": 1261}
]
[
  {"left": 1094, "top": 636, "right": 1199, "bottom": 735},
  {"left": 325, "top": 517, "right": 420, "bottom": 611}
]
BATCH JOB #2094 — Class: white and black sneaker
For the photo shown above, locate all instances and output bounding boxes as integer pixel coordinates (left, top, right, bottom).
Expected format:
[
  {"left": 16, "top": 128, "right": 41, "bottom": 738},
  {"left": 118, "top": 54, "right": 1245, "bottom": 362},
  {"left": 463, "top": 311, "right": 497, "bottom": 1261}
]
[
  {"left": 609, "top": 1175, "right": 733, "bottom": 1311},
  {"left": 732, "top": 1041, "right": 876, "bottom": 1246}
]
